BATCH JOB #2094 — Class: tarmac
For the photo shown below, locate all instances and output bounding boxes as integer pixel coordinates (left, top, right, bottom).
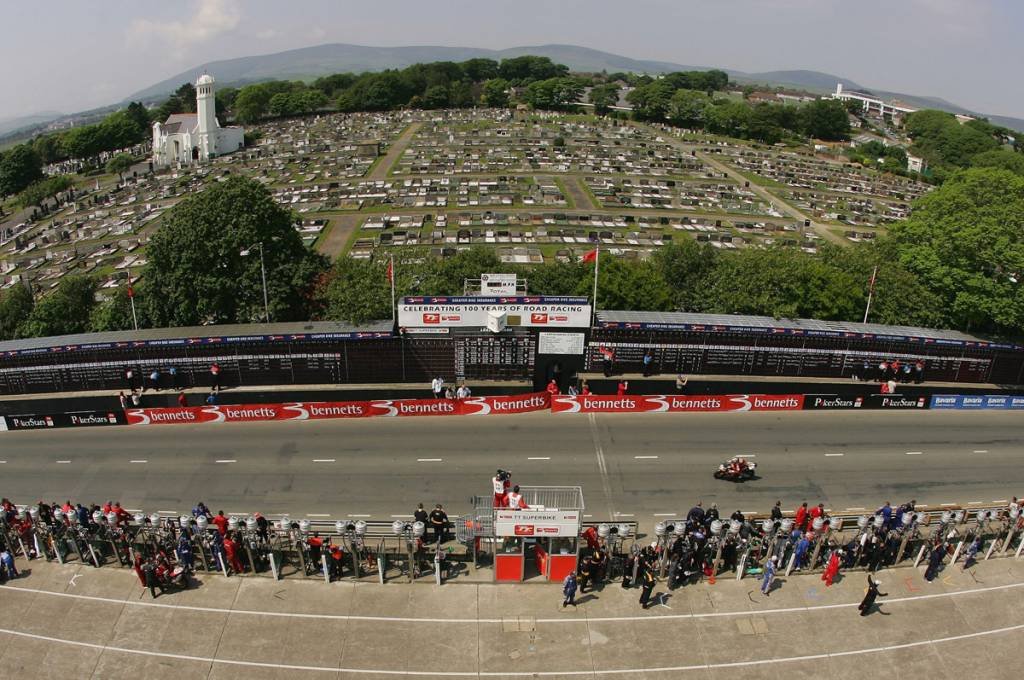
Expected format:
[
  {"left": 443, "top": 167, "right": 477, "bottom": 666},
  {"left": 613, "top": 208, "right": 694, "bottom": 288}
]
[{"left": 0, "top": 548, "right": 1022, "bottom": 678}]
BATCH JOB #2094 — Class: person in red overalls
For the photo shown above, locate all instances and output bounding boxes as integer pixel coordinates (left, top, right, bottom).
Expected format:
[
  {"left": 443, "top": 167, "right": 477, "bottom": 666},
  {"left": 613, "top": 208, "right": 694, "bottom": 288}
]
[
  {"left": 492, "top": 470, "right": 510, "bottom": 508},
  {"left": 822, "top": 549, "right": 842, "bottom": 587},
  {"left": 212, "top": 511, "right": 229, "bottom": 536},
  {"left": 794, "top": 502, "right": 809, "bottom": 531},
  {"left": 223, "top": 534, "right": 244, "bottom": 574},
  {"left": 617, "top": 380, "right": 628, "bottom": 396},
  {"left": 546, "top": 379, "right": 559, "bottom": 398}
]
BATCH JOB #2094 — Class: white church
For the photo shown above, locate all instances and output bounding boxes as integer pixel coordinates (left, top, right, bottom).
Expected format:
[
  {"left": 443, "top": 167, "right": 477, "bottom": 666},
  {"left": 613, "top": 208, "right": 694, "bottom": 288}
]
[{"left": 151, "top": 74, "right": 244, "bottom": 167}]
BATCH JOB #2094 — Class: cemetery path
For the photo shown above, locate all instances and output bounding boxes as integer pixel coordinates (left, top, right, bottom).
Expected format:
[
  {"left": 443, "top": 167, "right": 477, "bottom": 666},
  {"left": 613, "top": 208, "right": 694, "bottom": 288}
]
[
  {"left": 561, "top": 175, "right": 598, "bottom": 210},
  {"left": 633, "top": 122, "right": 847, "bottom": 246},
  {"left": 370, "top": 122, "right": 423, "bottom": 179},
  {"left": 317, "top": 214, "right": 363, "bottom": 259}
]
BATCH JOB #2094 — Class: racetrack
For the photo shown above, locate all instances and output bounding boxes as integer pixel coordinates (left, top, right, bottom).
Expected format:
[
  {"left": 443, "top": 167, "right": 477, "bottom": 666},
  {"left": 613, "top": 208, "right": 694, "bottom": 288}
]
[{"left": 2, "top": 411, "right": 1020, "bottom": 523}]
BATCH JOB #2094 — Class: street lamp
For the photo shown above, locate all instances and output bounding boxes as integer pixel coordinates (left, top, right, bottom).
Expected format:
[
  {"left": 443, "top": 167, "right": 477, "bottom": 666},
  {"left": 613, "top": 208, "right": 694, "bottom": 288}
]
[{"left": 240, "top": 242, "right": 270, "bottom": 323}]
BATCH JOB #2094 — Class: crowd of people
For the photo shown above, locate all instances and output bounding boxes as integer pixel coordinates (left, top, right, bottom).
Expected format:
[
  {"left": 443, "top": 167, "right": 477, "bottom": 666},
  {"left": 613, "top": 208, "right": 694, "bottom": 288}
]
[{"left": 430, "top": 377, "right": 472, "bottom": 400}]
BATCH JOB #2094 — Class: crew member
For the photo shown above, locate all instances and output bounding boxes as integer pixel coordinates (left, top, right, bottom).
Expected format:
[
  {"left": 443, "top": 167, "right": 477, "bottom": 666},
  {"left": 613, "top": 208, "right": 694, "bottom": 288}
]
[
  {"left": 505, "top": 485, "right": 528, "bottom": 510},
  {"left": 492, "top": 470, "right": 510, "bottom": 508}
]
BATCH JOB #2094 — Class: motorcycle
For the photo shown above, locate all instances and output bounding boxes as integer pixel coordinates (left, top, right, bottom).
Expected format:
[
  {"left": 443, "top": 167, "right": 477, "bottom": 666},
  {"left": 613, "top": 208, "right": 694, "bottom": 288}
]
[{"left": 714, "top": 460, "right": 757, "bottom": 482}]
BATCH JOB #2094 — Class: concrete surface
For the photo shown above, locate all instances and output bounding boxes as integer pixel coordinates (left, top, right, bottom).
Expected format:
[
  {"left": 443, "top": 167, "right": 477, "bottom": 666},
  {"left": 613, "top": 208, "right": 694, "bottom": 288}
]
[
  {"left": 1, "top": 410, "right": 1022, "bottom": 530},
  {"left": 0, "top": 546, "right": 1021, "bottom": 678}
]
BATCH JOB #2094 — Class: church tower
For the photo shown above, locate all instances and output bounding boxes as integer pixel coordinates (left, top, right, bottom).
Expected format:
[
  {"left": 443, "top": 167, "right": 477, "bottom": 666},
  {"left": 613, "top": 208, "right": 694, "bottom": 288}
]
[{"left": 196, "top": 73, "right": 218, "bottom": 160}]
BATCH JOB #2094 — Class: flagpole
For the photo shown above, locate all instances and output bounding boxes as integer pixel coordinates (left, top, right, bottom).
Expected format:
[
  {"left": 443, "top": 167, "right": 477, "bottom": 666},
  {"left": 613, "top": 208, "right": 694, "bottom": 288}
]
[
  {"left": 389, "top": 253, "right": 396, "bottom": 324},
  {"left": 863, "top": 265, "right": 877, "bottom": 324},
  {"left": 127, "top": 267, "right": 139, "bottom": 331},
  {"left": 591, "top": 247, "right": 599, "bottom": 326}
]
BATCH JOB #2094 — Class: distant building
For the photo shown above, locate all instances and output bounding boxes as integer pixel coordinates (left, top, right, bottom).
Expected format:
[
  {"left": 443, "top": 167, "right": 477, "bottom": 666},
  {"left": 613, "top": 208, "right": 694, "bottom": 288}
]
[
  {"left": 151, "top": 74, "right": 244, "bottom": 167},
  {"left": 832, "top": 83, "right": 917, "bottom": 118},
  {"left": 906, "top": 154, "right": 927, "bottom": 174}
]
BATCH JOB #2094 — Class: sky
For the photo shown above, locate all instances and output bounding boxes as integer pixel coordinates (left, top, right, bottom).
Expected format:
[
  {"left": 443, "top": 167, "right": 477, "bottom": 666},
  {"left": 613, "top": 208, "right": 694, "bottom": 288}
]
[{"left": 1, "top": 0, "right": 1020, "bottom": 122}]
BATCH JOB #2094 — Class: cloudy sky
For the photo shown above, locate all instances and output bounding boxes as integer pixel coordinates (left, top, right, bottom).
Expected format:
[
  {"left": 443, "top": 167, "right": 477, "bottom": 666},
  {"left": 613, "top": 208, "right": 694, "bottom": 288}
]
[{"left": 2, "top": 0, "right": 1019, "bottom": 121}]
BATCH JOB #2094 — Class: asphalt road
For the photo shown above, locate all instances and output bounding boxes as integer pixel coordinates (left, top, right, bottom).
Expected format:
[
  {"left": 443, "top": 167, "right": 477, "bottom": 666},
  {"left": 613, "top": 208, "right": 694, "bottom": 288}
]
[{"left": 1, "top": 411, "right": 1020, "bottom": 525}]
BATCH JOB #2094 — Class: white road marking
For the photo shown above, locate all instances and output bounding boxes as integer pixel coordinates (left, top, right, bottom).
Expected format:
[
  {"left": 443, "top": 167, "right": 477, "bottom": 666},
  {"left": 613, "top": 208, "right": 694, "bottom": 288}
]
[
  {"left": 634, "top": 455, "right": 659, "bottom": 459},
  {"left": 390, "top": 514, "right": 413, "bottom": 518},
  {"left": 0, "top": 461, "right": 6, "bottom": 464},
  {"left": 653, "top": 513, "right": 676, "bottom": 517},
  {"left": 845, "top": 507, "right": 866, "bottom": 511},
  {"left": 157, "top": 510, "right": 178, "bottom": 514},
  {"left": 416, "top": 458, "right": 442, "bottom": 462},
  {"left": 129, "top": 460, "right": 147, "bottom": 464},
  {"left": 824, "top": 453, "right": 844, "bottom": 457},
  {"left": 941, "top": 503, "right": 957, "bottom": 507},
  {"left": 973, "top": 450, "right": 988, "bottom": 454},
  {"left": 583, "top": 514, "right": 593, "bottom": 518},
  {"left": 527, "top": 457, "right": 550, "bottom": 460},
  {"left": 614, "top": 513, "right": 635, "bottom": 517},
  {"left": 992, "top": 500, "right": 1008, "bottom": 504},
  {"left": 905, "top": 451, "right": 923, "bottom": 455},
  {"left": 967, "top": 501, "right": 983, "bottom": 505},
  {"left": 55, "top": 460, "right": 71, "bottom": 464},
  {"left": 312, "top": 459, "right": 335, "bottom": 463},
  {"left": 588, "top": 413, "right": 615, "bottom": 519},
  {"left": 0, "top": 620, "right": 1022, "bottom": 676},
  {"left": 349, "top": 514, "right": 371, "bottom": 518},
  {"left": 306, "top": 514, "right": 330, "bottom": 518},
  {"left": 5, "top": 579, "right": 1024, "bottom": 625},
  {"left": 215, "top": 459, "right": 236, "bottom": 464}
]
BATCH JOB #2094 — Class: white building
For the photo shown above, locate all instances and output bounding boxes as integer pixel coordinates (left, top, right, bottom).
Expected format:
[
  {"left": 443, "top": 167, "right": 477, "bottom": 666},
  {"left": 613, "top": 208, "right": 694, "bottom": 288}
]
[
  {"left": 832, "top": 83, "right": 917, "bottom": 118},
  {"left": 152, "top": 74, "right": 244, "bottom": 167}
]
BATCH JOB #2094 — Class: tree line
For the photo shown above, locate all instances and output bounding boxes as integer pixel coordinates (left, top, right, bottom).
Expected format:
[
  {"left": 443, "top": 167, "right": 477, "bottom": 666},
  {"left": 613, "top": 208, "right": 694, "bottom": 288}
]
[
  {"left": 903, "top": 109, "right": 1022, "bottom": 182},
  {"left": 2, "top": 167, "right": 1020, "bottom": 342}
]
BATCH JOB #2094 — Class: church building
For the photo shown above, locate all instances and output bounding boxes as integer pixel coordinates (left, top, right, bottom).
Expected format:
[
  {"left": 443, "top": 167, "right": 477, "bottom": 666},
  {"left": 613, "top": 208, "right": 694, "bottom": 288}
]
[{"left": 151, "top": 74, "right": 244, "bottom": 167}]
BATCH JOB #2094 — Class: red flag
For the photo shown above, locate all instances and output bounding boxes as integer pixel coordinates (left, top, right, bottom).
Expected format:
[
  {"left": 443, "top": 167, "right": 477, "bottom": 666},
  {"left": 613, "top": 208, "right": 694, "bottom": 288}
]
[
  {"left": 582, "top": 249, "right": 598, "bottom": 263},
  {"left": 126, "top": 285, "right": 134, "bottom": 298},
  {"left": 386, "top": 258, "right": 394, "bottom": 284},
  {"left": 867, "top": 266, "right": 877, "bottom": 294}
]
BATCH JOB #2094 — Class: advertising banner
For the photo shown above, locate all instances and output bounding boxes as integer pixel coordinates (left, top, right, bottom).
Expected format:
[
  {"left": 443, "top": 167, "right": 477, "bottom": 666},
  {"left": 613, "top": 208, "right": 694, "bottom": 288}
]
[
  {"left": 804, "top": 394, "right": 929, "bottom": 410},
  {"left": 125, "top": 392, "right": 552, "bottom": 425},
  {"left": 399, "top": 296, "right": 591, "bottom": 328},
  {"left": 930, "top": 394, "right": 1024, "bottom": 410},
  {"left": 494, "top": 510, "right": 580, "bottom": 537},
  {"left": 550, "top": 394, "right": 804, "bottom": 413},
  {"left": 3, "top": 410, "right": 126, "bottom": 430}
]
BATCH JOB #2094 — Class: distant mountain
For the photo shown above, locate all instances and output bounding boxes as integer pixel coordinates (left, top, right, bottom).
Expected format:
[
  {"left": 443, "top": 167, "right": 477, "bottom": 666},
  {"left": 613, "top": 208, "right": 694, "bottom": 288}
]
[
  {"left": 116, "top": 42, "right": 1021, "bottom": 135},
  {"left": 0, "top": 111, "right": 64, "bottom": 137}
]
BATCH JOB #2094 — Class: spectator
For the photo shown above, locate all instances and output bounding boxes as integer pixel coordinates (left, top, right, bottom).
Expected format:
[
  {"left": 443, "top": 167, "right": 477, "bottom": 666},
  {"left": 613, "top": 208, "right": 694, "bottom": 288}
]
[
  {"left": 546, "top": 379, "right": 559, "bottom": 397},
  {"left": 914, "top": 360, "right": 925, "bottom": 384},
  {"left": 431, "top": 376, "right": 444, "bottom": 399},
  {"left": 761, "top": 555, "right": 777, "bottom": 596},
  {"left": 642, "top": 351, "right": 654, "bottom": 377},
  {"left": 118, "top": 392, "right": 128, "bottom": 409},
  {"left": 414, "top": 503, "right": 428, "bottom": 527},
  {"left": 210, "top": 362, "right": 222, "bottom": 392},
  {"left": 444, "top": 386, "right": 456, "bottom": 400},
  {"left": 429, "top": 504, "right": 448, "bottom": 545},
  {"left": 149, "top": 369, "right": 161, "bottom": 391},
  {"left": 177, "top": 392, "right": 187, "bottom": 407},
  {"left": 456, "top": 383, "right": 471, "bottom": 399},
  {"left": 131, "top": 392, "right": 141, "bottom": 407},
  {"left": 206, "top": 391, "right": 218, "bottom": 405},
  {"left": 675, "top": 375, "right": 688, "bottom": 393},
  {"left": 616, "top": 380, "right": 628, "bottom": 396},
  {"left": 168, "top": 366, "right": 179, "bottom": 389},
  {"left": 562, "top": 572, "right": 578, "bottom": 607},
  {"left": 125, "top": 368, "right": 137, "bottom": 391},
  {"left": 580, "top": 380, "right": 591, "bottom": 396}
]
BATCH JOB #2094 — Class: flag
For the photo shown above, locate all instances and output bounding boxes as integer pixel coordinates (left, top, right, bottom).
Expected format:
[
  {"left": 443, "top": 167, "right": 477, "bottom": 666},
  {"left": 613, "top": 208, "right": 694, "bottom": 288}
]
[
  {"left": 582, "top": 249, "right": 598, "bottom": 263},
  {"left": 386, "top": 257, "right": 394, "bottom": 284},
  {"left": 867, "top": 266, "right": 877, "bottom": 294},
  {"left": 126, "top": 285, "right": 134, "bottom": 299}
]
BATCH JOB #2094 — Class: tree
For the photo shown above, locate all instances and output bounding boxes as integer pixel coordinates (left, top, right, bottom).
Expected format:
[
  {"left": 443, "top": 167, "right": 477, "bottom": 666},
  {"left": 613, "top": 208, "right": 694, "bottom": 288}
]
[
  {"left": 0, "top": 144, "right": 43, "bottom": 197},
  {"left": 888, "top": 167, "right": 1024, "bottom": 333},
  {"left": 595, "top": 258, "right": 674, "bottom": 312},
  {"left": 125, "top": 101, "right": 151, "bottom": 131},
  {"left": 142, "top": 176, "right": 328, "bottom": 327},
  {"left": 972, "top": 149, "right": 1024, "bottom": 176},
  {"left": 668, "top": 89, "right": 710, "bottom": 127},
  {"left": 323, "top": 257, "right": 392, "bottom": 325},
  {"left": 420, "top": 84, "right": 450, "bottom": 109},
  {"left": 17, "top": 175, "right": 72, "bottom": 209},
  {"left": 522, "top": 261, "right": 588, "bottom": 296},
  {"left": 106, "top": 153, "right": 135, "bottom": 182},
  {"left": 799, "top": 99, "right": 850, "bottom": 141},
  {"left": 0, "top": 284, "right": 34, "bottom": 340},
  {"left": 462, "top": 58, "right": 499, "bottom": 82},
  {"left": 653, "top": 240, "right": 718, "bottom": 310},
  {"left": 90, "top": 285, "right": 143, "bottom": 332},
  {"left": 498, "top": 56, "right": 567, "bottom": 83},
  {"left": 588, "top": 83, "right": 619, "bottom": 115},
  {"left": 173, "top": 82, "right": 197, "bottom": 113},
  {"left": 626, "top": 80, "right": 676, "bottom": 121},
  {"left": 481, "top": 78, "right": 510, "bottom": 108},
  {"left": 18, "top": 275, "right": 98, "bottom": 338},
  {"left": 704, "top": 100, "right": 752, "bottom": 137}
]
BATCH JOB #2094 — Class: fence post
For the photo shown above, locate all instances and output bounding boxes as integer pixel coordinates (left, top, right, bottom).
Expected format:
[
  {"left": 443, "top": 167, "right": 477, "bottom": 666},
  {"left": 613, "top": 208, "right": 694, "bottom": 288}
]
[
  {"left": 322, "top": 555, "right": 330, "bottom": 585},
  {"left": 88, "top": 544, "right": 101, "bottom": 568},
  {"left": 435, "top": 555, "right": 442, "bottom": 586},
  {"left": 377, "top": 554, "right": 385, "bottom": 585},
  {"left": 784, "top": 551, "right": 797, "bottom": 577},
  {"left": 268, "top": 552, "right": 279, "bottom": 580},
  {"left": 217, "top": 552, "right": 229, "bottom": 577}
]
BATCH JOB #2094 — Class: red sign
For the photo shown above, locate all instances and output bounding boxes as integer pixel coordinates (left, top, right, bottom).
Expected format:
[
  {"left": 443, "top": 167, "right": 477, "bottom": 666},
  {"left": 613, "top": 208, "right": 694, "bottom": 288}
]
[
  {"left": 550, "top": 394, "right": 804, "bottom": 414},
  {"left": 514, "top": 525, "right": 535, "bottom": 536},
  {"left": 125, "top": 392, "right": 552, "bottom": 426}
]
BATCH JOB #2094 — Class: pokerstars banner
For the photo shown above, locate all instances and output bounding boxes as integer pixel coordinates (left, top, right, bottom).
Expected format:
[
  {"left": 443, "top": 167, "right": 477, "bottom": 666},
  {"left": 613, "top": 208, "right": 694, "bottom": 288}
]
[
  {"left": 124, "top": 392, "right": 551, "bottom": 425},
  {"left": 550, "top": 394, "right": 804, "bottom": 413}
]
